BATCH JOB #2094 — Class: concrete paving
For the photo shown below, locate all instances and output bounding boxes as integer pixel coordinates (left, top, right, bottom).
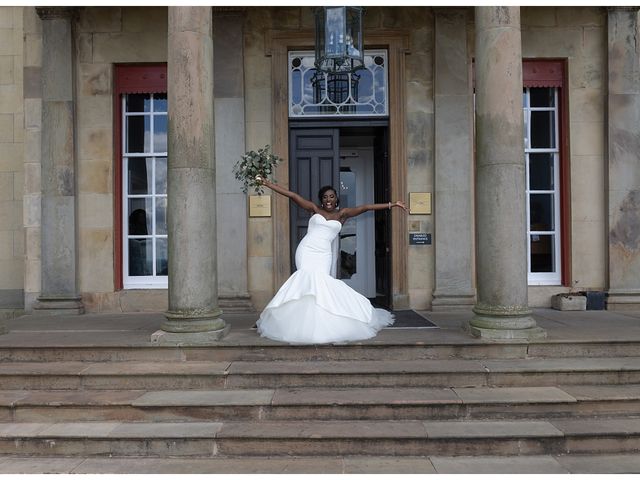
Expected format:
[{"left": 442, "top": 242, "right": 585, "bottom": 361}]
[{"left": 0, "top": 308, "right": 639, "bottom": 348}]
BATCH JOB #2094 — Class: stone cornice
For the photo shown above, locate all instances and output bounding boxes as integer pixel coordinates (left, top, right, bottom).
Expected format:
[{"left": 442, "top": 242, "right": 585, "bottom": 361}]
[
  {"left": 36, "top": 7, "right": 75, "bottom": 20},
  {"left": 607, "top": 6, "right": 640, "bottom": 13},
  {"left": 212, "top": 7, "right": 247, "bottom": 16}
]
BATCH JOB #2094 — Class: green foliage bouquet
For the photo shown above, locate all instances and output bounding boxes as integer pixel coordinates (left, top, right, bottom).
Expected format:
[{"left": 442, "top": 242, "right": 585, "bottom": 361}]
[{"left": 233, "top": 145, "right": 283, "bottom": 195}]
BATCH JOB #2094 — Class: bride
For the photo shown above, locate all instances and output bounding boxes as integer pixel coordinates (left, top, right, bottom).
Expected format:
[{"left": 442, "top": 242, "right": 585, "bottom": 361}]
[{"left": 255, "top": 176, "right": 407, "bottom": 344}]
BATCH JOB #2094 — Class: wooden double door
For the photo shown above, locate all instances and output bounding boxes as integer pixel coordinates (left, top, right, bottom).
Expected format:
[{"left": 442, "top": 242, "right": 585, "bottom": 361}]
[{"left": 288, "top": 125, "right": 391, "bottom": 308}]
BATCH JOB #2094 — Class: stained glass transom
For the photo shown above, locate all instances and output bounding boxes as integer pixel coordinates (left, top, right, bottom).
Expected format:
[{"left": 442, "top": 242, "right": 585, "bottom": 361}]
[{"left": 289, "top": 50, "right": 388, "bottom": 117}]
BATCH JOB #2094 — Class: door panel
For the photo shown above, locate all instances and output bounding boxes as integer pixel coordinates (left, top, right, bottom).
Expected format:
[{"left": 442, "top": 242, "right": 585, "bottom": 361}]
[
  {"left": 374, "top": 127, "right": 391, "bottom": 308},
  {"left": 289, "top": 129, "right": 340, "bottom": 271}
]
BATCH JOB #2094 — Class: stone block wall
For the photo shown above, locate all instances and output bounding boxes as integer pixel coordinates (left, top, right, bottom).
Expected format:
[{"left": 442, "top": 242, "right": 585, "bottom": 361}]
[
  {"left": 522, "top": 7, "right": 607, "bottom": 305},
  {"left": 0, "top": 7, "right": 25, "bottom": 310}
]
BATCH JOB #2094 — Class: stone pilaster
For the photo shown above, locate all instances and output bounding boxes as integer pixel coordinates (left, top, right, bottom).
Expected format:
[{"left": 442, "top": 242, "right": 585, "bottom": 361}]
[
  {"left": 606, "top": 7, "right": 640, "bottom": 311},
  {"left": 32, "top": 7, "right": 84, "bottom": 315},
  {"left": 467, "top": 6, "right": 545, "bottom": 340},
  {"left": 432, "top": 8, "right": 476, "bottom": 311},
  {"left": 213, "top": 10, "right": 254, "bottom": 313},
  {"left": 152, "top": 6, "right": 229, "bottom": 344}
]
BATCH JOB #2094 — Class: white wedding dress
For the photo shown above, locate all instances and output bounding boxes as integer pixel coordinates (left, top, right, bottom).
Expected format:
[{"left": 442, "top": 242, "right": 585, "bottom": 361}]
[{"left": 256, "top": 213, "right": 394, "bottom": 344}]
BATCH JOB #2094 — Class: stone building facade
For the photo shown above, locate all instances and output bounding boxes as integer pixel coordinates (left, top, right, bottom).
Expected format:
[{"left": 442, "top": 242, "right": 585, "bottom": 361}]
[{"left": 0, "top": 6, "right": 638, "bottom": 338}]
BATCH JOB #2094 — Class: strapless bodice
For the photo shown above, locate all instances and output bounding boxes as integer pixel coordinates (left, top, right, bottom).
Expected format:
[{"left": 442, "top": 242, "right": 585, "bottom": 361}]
[{"left": 307, "top": 213, "right": 341, "bottom": 242}]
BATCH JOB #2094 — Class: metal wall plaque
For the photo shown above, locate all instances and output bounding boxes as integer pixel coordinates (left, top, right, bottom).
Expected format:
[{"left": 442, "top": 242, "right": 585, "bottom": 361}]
[
  {"left": 409, "top": 192, "right": 432, "bottom": 215},
  {"left": 409, "top": 233, "right": 432, "bottom": 245},
  {"left": 249, "top": 195, "right": 271, "bottom": 217}
]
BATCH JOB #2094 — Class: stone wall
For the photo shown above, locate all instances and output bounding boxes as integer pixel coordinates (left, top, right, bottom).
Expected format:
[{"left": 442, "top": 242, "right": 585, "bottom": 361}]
[
  {"left": 522, "top": 7, "right": 607, "bottom": 305},
  {"left": 0, "top": 7, "right": 25, "bottom": 311},
  {"left": 243, "top": 6, "right": 435, "bottom": 310}
]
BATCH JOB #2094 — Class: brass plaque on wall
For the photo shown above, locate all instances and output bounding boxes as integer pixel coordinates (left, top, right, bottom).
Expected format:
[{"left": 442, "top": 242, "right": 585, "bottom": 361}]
[
  {"left": 249, "top": 195, "right": 271, "bottom": 217},
  {"left": 409, "top": 192, "right": 432, "bottom": 215}
]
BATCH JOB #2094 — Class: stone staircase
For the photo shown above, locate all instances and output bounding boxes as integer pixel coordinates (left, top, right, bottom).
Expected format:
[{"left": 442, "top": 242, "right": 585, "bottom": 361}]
[{"left": 0, "top": 340, "right": 640, "bottom": 464}]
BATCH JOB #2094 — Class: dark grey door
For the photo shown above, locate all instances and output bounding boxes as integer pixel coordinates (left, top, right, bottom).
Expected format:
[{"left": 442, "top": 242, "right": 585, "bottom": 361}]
[{"left": 289, "top": 128, "right": 340, "bottom": 271}]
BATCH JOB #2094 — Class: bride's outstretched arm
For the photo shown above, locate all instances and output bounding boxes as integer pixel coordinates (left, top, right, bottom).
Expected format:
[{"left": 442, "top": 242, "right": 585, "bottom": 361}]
[
  {"left": 257, "top": 176, "right": 319, "bottom": 213},
  {"left": 341, "top": 200, "right": 408, "bottom": 219}
]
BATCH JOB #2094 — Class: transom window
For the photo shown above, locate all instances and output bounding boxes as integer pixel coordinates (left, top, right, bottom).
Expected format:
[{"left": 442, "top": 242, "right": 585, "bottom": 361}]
[
  {"left": 524, "top": 87, "right": 561, "bottom": 285},
  {"left": 289, "top": 50, "right": 388, "bottom": 117},
  {"left": 122, "top": 93, "right": 168, "bottom": 288}
]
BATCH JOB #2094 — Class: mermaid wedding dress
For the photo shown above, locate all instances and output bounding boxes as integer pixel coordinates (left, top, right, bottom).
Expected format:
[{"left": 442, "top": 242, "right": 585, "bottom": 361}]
[{"left": 256, "top": 213, "right": 394, "bottom": 344}]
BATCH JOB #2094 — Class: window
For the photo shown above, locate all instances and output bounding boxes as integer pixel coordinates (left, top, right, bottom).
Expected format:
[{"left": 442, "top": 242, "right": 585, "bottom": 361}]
[
  {"left": 122, "top": 93, "right": 168, "bottom": 288},
  {"left": 522, "top": 59, "right": 569, "bottom": 286},
  {"left": 114, "top": 64, "right": 168, "bottom": 290},
  {"left": 524, "top": 87, "right": 561, "bottom": 285},
  {"left": 289, "top": 50, "right": 388, "bottom": 117}
]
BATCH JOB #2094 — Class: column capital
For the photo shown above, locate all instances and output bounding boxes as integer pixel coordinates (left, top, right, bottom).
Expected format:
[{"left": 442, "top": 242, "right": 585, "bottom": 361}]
[{"left": 36, "top": 7, "right": 75, "bottom": 21}]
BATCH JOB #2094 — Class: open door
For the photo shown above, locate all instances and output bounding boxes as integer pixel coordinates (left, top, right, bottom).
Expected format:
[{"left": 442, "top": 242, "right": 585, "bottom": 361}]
[
  {"left": 289, "top": 128, "right": 340, "bottom": 271},
  {"left": 373, "top": 126, "right": 391, "bottom": 308}
]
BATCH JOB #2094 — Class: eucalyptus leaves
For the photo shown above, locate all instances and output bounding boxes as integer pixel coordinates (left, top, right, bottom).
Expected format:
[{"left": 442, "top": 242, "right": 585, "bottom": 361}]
[{"left": 233, "top": 145, "right": 283, "bottom": 194}]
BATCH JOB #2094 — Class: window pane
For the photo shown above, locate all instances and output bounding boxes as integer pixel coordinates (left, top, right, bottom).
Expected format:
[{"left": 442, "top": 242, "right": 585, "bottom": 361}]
[
  {"left": 530, "top": 111, "right": 556, "bottom": 148},
  {"left": 155, "top": 157, "right": 167, "bottom": 195},
  {"left": 128, "top": 238, "right": 153, "bottom": 276},
  {"left": 529, "top": 153, "right": 554, "bottom": 191},
  {"left": 156, "top": 238, "right": 168, "bottom": 276},
  {"left": 530, "top": 234, "right": 555, "bottom": 272},
  {"left": 154, "top": 93, "right": 167, "bottom": 113},
  {"left": 128, "top": 198, "right": 152, "bottom": 235},
  {"left": 126, "top": 115, "right": 150, "bottom": 153},
  {"left": 530, "top": 88, "right": 555, "bottom": 108},
  {"left": 126, "top": 94, "right": 151, "bottom": 113},
  {"left": 156, "top": 197, "right": 167, "bottom": 235},
  {"left": 153, "top": 115, "right": 168, "bottom": 153},
  {"left": 127, "top": 158, "right": 152, "bottom": 194},
  {"left": 530, "top": 193, "right": 554, "bottom": 231}
]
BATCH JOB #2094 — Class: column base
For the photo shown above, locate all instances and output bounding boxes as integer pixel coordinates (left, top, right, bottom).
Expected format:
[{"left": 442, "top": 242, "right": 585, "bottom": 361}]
[
  {"left": 218, "top": 294, "right": 255, "bottom": 313},
  {"left": 32, "top": 295, "right": 85, "bottom": 315},
  {"left": 151, "top": 324, "right": 231, "bottom": 346},
  {"left": 432, "top": 290, "right": 476, "bottom": 311},
  {"left": 606, "top": 290, "right": 640, "bottom": 311},
  {"left": 467, "top": 303, "right": 547, "bottom": 341},
  {"left": 155, "top": 307, "right": 230, "bottom": 344}
]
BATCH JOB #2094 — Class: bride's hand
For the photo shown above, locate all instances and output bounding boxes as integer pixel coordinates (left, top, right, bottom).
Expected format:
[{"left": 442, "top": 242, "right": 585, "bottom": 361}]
[
  {"left": 394, "top": 200, "right": 408, "bottom": 211},
  {"left": 255, "top": 175, "right": 265, "bottom": 185}
]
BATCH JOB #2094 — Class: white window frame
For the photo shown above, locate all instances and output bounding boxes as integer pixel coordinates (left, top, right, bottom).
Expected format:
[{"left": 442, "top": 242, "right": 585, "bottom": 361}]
[
  {"left": 122, "top": 93, "right": 168, "bottom": 289},
  {"left": 524, "top": 88, "right": 562, "bottom": 285}
]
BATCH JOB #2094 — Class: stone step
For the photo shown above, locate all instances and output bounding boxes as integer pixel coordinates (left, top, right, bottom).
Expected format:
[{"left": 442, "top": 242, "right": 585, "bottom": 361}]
[
  {"left": 2, "top": 452, "right": 640, "bottom": 474},
  {"left": 3, "top": 357, "right": 640, "bottom": 390},
  {"left": 2, "top": 340, "right": 640, "bottom": 362},
  {"left": 3, "top": 385, "right": 640, "bottom": 422},
  {"left": 0, "top": 417, "right": 639, "bottom": 457}
]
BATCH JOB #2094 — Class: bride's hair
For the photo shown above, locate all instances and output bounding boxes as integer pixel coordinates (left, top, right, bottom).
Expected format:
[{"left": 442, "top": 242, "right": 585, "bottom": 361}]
[{"left": 318, "top": 185, "right": 339, "bottom": 207}]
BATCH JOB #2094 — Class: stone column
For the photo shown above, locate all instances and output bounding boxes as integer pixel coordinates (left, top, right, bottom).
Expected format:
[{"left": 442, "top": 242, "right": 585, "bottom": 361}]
[
  {"left": 213, "top": 9, "right": 253, "bottom": 313},
  {"left": 606, "top": 7, "right": 640, "bottom": 311},
  {"left": 152, "top": 6, "right": 229, "bottom": 344},
  {"left": 33, "top": 7, "right": 84, "bottom": 315},
  {"left": 432, "top": 8, "right": 476, "bottom": 311},
  {"left": 467, "top": 6, "right": 545, "bottom": 340}
]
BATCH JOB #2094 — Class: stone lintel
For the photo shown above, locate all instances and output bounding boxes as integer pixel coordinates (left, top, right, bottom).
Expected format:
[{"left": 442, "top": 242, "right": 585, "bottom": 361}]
[
  {"left": 607, "top": 6, "right": 640, "bottom": 13},
  {"left": 32, "top": 296, "right": 85, "bottom": 315},
  {"left": 36, "top": 7, "right": 76, "bottom": 20}
]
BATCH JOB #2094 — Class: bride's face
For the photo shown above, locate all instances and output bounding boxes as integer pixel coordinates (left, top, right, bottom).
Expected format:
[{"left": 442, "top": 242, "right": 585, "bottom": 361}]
[{"left": 321, "top": 189, "right": 338, "bottom": 212}]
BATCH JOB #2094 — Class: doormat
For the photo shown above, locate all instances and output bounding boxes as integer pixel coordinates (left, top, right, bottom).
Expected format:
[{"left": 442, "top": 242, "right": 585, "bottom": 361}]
[{"left": 385, "top": 310, "right": 438, "bottom": 329}]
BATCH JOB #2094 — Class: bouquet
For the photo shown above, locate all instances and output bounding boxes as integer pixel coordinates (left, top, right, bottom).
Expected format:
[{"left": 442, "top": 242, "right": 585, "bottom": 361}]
[{"left": 233, "top": 145, "right": 283, "bottom": 195}]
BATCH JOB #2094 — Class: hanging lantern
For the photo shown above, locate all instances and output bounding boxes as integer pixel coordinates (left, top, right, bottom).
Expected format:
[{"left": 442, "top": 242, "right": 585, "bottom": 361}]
[{"left": 314, "top": 6, "right": 364, "bottom": 74}]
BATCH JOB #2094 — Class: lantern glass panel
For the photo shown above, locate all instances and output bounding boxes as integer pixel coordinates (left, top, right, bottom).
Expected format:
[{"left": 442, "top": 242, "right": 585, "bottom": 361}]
[
  {"left": 325, "top": 7, "right": 346, "bottom": 58},
  {"left": 346, "top": 7, "right": 362, "bottom": 59}
]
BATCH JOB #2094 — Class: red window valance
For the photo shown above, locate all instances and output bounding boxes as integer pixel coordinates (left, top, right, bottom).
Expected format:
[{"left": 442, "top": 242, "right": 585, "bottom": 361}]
[
  {"left": 523, "top": 59, "right": 564, "bottom": 88},
  {"left": 114, "top": 64, "right": 167, "bottom": 95}
]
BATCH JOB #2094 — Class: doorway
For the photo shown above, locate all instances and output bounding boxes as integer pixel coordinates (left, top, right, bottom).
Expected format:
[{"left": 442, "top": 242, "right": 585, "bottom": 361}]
[{"left": 289, "top": 125, "right": 391, "bottom": 308}]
